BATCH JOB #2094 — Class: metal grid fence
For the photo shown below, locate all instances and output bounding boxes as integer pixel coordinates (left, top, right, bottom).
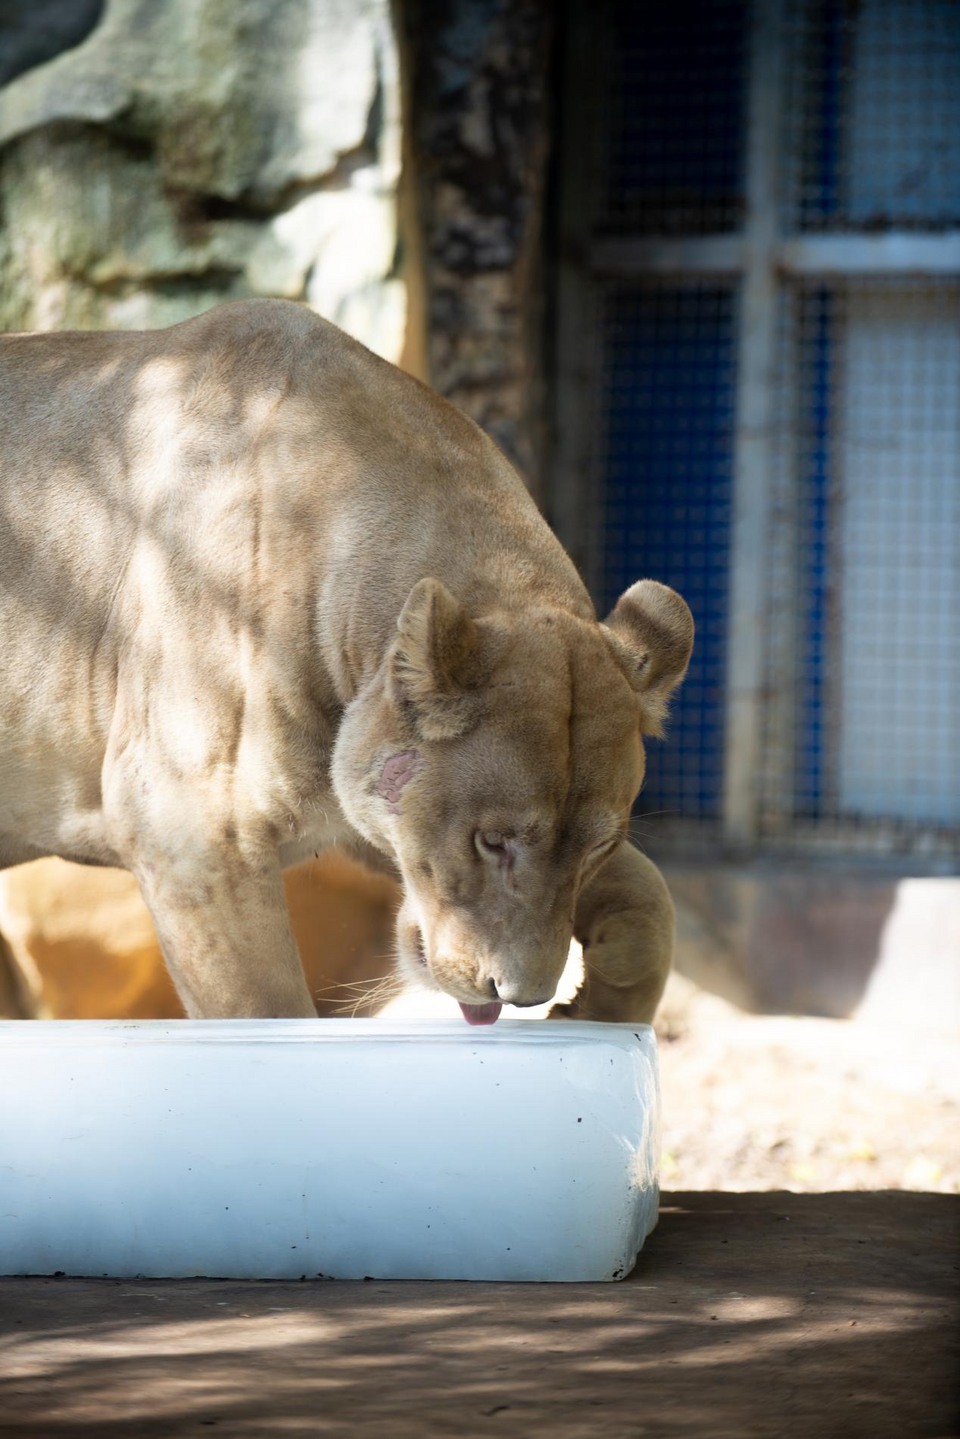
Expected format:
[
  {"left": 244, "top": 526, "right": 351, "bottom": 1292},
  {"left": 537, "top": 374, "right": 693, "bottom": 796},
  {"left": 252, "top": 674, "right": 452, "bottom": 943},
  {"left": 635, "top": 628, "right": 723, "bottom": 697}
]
[
  {"left": 762, "top": 277, "right": 960, "bottom": 846},
  {"left": 597, "top": 282, "right": 737, "bottom": 826},
  {"left": 782, "top": 0, "right": 960, "bottom": 233},
  {"left": 561, "top": 0, "right": 960, "bottom": 858},
  {"left": 601, "top": 0, "right": 749, "bottom": 236}
]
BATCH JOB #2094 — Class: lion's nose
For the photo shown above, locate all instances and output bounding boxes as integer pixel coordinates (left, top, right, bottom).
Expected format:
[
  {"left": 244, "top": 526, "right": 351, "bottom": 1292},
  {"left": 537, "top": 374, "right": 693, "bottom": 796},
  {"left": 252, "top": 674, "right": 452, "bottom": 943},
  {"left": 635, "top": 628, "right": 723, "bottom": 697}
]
[{"left": 485, "top": 976, "right": 555, "bottom": 1008}]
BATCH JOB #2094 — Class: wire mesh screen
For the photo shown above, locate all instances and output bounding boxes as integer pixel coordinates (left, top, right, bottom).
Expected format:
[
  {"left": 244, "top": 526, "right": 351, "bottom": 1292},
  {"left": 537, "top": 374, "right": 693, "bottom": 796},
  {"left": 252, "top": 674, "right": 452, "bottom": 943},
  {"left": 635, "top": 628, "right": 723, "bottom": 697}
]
[
  {"left": 572, "top": 0, "right": 959, "bottom": 855},
  {"left": 783, "top": 0, "right": 960, "bottom": 232},
  {"left": 600, "top": 0, "right": 749, "bottom": 236},
  {"left": 597, "top": 283, "right": 738, "bottom": 825},
  {"left": 762, "top": 278, "right": 960, "bottom": 845}
]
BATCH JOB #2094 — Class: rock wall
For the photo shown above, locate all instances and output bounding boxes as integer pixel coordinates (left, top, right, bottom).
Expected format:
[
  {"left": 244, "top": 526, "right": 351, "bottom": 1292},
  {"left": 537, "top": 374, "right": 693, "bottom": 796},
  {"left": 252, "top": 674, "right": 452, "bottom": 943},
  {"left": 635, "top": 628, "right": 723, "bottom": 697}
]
[
  {"left": 398, "top": 0, "right": 555, "bottom": 493},
  {"left": 0, "top": 0, "right": 556, "bottom": 488},
  {"left": 0, "top": 0, "right": 405, "bottom": 360}
]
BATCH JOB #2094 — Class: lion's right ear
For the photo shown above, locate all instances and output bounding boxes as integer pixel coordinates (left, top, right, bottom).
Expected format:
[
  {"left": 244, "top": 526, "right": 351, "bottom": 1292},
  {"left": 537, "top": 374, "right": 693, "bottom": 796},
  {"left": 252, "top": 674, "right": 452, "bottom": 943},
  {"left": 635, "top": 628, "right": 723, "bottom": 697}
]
[
  {"left": 389, "top": 578, "right": 487, "bottom": 741},
  {"left": 602, "top": 579, "right": 694, "bottom": 736}
]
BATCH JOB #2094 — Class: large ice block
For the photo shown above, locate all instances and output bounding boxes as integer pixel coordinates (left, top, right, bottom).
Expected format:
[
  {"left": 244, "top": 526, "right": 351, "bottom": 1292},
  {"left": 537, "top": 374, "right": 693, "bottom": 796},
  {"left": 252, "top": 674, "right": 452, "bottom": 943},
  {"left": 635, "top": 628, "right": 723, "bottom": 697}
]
[{"left": 0, "top": 1018, "right": 660, "bottom": 1282}]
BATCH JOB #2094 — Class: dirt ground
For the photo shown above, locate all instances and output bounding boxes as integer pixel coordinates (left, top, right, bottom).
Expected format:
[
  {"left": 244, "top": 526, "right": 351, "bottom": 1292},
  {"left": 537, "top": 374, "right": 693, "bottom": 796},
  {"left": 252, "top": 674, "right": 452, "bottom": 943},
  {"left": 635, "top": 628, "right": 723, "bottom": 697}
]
[
  {"left": 3, "top": 1191, "right": 957, "bottom": 1438},
  {"left": 654, "top": 972, "right": 960, "bottom": 1195}
]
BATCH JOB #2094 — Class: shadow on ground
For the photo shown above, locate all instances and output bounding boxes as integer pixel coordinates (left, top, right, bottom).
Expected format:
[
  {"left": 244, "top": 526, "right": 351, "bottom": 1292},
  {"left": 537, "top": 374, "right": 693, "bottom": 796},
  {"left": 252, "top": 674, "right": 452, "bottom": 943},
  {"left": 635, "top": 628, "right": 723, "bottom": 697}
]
[{"left": 1, "top": 1191, "right": 957, "bottom": 1438}]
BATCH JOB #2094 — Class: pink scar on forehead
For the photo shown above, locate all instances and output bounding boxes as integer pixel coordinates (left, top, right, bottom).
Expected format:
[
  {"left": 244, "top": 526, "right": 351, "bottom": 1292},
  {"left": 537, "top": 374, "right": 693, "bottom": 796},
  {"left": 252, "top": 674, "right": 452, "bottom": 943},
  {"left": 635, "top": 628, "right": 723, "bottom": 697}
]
[{"left": 378, "top": 749, "right": 422, "bottom": 813}]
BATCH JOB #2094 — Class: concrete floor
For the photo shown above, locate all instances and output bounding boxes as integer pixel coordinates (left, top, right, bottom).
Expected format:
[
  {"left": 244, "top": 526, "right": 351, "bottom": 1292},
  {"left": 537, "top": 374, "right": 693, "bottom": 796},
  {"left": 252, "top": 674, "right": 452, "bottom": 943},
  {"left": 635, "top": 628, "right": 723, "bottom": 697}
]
[{"left": 1, "top": 1191, "right": 957, "bottom": 1438}]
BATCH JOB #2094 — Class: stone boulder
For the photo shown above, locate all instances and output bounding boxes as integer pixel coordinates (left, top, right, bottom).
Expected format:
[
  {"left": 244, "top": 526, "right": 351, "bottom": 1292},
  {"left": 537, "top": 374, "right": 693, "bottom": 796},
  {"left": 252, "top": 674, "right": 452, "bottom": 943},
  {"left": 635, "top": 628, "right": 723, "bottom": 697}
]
[{"left": 0, "top": 0, "right": 404, "bottom": 357}]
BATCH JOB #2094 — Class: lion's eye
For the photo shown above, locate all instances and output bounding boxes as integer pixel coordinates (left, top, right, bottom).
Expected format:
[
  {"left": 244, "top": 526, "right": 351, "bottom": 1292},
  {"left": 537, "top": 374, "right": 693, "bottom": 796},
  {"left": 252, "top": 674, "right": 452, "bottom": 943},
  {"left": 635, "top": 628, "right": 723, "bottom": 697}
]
[{"left": 474, "top": 831, "right": 508, "bottom": 860}]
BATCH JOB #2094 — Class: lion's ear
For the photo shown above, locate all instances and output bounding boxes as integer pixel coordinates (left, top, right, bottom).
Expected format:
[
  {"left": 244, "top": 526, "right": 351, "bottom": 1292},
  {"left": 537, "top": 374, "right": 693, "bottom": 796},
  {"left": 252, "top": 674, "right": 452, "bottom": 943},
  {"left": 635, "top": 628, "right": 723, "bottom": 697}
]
[
  {"left": 602, "top": 580, "right": 694, "bottom": 737},
  {"left": 389, "top": 578, "right": 486, "bottom": 740}
]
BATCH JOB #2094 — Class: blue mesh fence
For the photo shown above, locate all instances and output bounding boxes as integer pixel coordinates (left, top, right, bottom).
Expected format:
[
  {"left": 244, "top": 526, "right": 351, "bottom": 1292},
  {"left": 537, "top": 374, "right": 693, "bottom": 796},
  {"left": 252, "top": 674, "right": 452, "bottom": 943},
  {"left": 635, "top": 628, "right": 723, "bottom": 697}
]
[
  {"left": 602, "top": 0, "right": 749, "bottom": 236},
  {"left": 597, "top": 283, "right": 738, "bottom": 825}
]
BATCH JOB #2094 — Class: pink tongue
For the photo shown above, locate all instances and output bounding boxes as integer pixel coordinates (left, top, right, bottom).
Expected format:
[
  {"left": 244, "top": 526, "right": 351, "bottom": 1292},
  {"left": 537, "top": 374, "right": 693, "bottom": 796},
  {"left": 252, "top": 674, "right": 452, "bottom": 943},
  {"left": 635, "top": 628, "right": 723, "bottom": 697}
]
[{"left": 459, "top": 1002, "right": 503, "bottom": 1027}]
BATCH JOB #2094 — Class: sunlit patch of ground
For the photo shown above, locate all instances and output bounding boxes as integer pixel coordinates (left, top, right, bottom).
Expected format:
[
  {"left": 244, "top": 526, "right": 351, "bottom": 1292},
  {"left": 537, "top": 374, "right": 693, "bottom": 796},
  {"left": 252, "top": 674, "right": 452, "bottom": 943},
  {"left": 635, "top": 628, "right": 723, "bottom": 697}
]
[{"left": 654, "top": 972, "right": 960, "bottom": 1194}]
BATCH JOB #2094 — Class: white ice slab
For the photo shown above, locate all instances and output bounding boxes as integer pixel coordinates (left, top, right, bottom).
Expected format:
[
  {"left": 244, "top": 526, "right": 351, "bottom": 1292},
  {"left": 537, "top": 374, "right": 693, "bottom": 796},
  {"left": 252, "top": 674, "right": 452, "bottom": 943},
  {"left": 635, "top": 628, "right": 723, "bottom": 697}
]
[{"left": 0, "top": 1019, "right": 660, "bottom": 1282}]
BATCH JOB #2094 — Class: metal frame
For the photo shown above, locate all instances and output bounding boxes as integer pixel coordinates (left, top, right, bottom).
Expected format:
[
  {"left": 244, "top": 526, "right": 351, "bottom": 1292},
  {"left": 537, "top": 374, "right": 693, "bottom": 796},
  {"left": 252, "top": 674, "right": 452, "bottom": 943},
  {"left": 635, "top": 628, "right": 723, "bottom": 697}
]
[
  {"left": 590, "top": 233, "right": 960, "bottom": 278},
  {"left": 553, "top": 0, "right": 960, "bottom": 858},
  {"left": 721, "top": 0, "right": 784, "bottom": 846}
]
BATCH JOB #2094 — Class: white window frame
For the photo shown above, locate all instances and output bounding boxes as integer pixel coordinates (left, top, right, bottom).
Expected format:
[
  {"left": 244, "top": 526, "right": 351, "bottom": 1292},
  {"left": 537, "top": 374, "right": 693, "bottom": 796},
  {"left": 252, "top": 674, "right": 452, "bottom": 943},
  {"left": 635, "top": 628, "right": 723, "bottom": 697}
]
[{"left": 553, "top": 0, "right": 960, "bottom": 857}]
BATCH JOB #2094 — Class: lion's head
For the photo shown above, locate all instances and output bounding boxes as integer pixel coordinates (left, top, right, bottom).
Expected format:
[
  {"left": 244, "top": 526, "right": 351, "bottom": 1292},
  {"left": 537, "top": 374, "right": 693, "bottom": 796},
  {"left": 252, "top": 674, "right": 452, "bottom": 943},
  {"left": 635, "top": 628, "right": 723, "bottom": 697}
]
[{"left": 332, "top": 577, "right": 693, "bottom": 1022}]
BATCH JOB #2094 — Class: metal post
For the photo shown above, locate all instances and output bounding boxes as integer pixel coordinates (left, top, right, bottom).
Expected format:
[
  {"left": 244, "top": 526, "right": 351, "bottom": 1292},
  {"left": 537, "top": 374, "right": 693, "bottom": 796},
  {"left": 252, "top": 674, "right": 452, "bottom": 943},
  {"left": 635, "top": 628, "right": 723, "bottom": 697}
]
[{"left": 722, "top": 0, "right": 785, "bottom": 847}]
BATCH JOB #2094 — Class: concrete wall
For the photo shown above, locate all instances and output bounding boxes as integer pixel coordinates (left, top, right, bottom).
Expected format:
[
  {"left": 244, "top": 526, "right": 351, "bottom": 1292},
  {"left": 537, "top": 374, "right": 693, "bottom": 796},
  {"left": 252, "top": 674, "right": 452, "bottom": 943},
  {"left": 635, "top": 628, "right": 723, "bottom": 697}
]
[{"left": 667, "top": 863, "right": 960, "bottom": 1026}]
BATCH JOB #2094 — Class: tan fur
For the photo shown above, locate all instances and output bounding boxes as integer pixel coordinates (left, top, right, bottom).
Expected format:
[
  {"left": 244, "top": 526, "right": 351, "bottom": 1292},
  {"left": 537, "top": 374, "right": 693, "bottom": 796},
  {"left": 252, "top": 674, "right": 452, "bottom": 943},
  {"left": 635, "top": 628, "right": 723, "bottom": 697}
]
[
  {"left": 0, "top": 300, "right": 692, "bottom": 1022},
  {"left": 0, "top": 853, "right": 399, "bottom": 1020}
]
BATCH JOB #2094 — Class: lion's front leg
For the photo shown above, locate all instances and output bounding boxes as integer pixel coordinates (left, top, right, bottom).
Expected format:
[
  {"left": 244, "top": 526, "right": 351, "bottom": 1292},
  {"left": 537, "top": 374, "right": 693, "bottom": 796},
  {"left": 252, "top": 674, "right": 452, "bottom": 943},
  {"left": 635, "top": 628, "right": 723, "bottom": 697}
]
[
  {"left": 550, "top": 841, "right": 673, "bottom": 1025},
  {"left": 135, "top": 846, "right": 317, "bottom": 1019}
]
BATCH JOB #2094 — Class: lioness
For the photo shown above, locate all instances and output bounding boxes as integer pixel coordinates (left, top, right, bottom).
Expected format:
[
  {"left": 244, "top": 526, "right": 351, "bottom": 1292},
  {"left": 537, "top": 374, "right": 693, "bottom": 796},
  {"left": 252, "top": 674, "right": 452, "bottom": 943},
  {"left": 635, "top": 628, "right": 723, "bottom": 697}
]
[{"left": 0, "top": 300, "right": 692, "bottom": 1025}]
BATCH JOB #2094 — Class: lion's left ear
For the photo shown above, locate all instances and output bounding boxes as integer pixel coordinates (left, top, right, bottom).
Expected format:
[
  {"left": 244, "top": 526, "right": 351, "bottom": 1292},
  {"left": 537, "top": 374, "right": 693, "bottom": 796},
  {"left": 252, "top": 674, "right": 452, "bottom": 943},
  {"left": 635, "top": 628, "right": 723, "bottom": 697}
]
[
  {"left": 602, "top": 580, "right": 694, "bottom": 736},
  {"left": 389, "top": 577, "right": 489, "bottom": 740}
]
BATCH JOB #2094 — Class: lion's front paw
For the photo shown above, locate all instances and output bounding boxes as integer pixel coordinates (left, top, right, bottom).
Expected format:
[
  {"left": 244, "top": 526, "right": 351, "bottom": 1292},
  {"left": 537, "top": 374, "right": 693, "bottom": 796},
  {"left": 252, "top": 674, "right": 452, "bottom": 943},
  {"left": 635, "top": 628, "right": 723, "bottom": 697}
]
[
  {"left": 549, "top": 965, "right": 669, "bottom": 1025},
  {"left": 567, "top": 844, "right": 675, "bottom": 1025},
  {"left": 547, "top": 999, "right": 584, "bottom": 1022},
  {"left": 546, "top": 987, "right": 646, "bottom": 1024}
]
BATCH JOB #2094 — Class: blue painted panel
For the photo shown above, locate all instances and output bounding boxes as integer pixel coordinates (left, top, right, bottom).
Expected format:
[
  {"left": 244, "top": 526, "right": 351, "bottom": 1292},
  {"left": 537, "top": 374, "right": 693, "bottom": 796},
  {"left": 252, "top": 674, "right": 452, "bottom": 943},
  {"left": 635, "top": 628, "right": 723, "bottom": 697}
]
[
  {"left": 604, "top": 0, "right": 749, "bottom": 235},
  {"left": 598, "top": 284, "right": 737, "bottom": 822}
]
